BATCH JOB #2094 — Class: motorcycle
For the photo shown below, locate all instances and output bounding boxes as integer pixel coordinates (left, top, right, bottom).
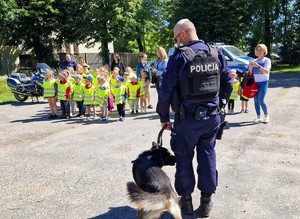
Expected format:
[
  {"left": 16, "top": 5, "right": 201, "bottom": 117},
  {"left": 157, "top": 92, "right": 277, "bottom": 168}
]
[{"left": 7, "top": 63, "right": 56, "bottom": 102}]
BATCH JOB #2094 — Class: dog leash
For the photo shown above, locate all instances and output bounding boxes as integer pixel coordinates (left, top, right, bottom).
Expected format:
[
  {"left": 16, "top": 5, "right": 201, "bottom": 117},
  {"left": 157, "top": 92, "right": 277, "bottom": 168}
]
[{"left": 156, "top": 124, "right": 168, "bottom": 149}]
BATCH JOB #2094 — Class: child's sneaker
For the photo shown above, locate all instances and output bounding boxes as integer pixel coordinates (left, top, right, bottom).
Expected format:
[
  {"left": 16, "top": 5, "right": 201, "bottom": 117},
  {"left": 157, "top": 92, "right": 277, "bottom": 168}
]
[
  {"left": 135, "top": 110, "right": 139, "bottom": 114},
  {"left": 240, "top": 109, "right": 244, "bottom": 113},
  {"left": 131, "top": 110, "right": 134, "bottom": 114},
  {"left": 102, "top": 116, "right": 107, "bottom": 121},
  {"left": 244, "top": 109, "right": 249, "bottom": 113},
  {"left": 264, "top": 116, "right": 270, "bottom": 124},
  {"left": 253, "top": 118, "right": 263, "bottom": 123}
]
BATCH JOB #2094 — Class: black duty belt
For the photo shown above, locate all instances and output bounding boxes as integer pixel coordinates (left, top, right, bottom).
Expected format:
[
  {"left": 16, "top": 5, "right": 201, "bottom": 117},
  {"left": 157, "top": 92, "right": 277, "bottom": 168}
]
[{"left": 184, "top": 106, "right": 219, "bottom": 115}]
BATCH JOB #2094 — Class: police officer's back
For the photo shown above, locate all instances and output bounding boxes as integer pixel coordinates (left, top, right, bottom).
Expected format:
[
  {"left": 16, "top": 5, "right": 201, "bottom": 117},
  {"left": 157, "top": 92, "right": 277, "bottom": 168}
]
[{"left": 156, "top": 19, "right": 233, "bottom": 217}]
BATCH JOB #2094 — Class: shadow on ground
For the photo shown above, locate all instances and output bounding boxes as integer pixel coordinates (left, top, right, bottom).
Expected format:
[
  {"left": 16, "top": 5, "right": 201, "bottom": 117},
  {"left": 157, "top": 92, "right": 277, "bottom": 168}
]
[
  {"left": 88, "top": 206, "right": 136, "bottom": 219},
  {"left": 88, "top": 205, "right": 203, "bottom": 219},
  {"left": 269, "top": 73, "right": 300, "bottom": 88}
]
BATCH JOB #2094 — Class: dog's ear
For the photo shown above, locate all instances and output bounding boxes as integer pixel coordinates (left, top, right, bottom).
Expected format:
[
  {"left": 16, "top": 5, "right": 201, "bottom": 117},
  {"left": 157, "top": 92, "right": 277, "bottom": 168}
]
[
  {"left": 165, "top": 155, "right": 176, "bottom": 166},
  {"left": 151, "top": 141, "right": 158, "bottom": 150}
]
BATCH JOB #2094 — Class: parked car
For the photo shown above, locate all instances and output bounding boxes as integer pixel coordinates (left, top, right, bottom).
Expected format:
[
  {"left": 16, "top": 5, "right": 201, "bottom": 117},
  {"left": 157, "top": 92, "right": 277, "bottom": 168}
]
[
  {"left": 214, "top": 43, "right": 254, "bottom": 75},
  {"left": 270, "top": 53, "right": 282, "bottom": 64},
  {"left": 168, "top": 43, "right": 254, "bottom": 77}
]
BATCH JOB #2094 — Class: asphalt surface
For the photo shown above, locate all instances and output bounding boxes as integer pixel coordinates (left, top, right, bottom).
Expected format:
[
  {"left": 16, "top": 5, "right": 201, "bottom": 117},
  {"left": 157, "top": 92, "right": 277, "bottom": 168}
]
[{"left": 0, "top": 73, "right": 299, "bottom": 219}]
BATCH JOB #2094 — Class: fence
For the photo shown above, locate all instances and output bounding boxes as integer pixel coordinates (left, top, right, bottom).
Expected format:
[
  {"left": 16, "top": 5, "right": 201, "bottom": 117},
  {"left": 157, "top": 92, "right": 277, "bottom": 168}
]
[
  {"left": 56, "top": 52, "right": 140, "bottom": 70},
  {"left": 0, "top": 52, "right": 144, "bottom": 76}
]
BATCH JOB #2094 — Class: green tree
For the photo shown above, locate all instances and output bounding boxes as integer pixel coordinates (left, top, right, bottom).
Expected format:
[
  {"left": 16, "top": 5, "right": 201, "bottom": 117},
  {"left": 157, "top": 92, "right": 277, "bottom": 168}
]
[
  {"left": 0, "top": 0, "right": 89, "bottom": 65},
  {"left": 169, "top": 0, "right": 253, "bottom": 46}
]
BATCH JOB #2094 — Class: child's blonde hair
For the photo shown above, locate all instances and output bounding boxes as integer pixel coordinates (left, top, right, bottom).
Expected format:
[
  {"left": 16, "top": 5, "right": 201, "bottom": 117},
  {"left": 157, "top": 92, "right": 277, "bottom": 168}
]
[
  {"left": 45, "top": 70, "right": 54, "bottom": 80},
  {"left": 126, "top": 66, "right": 133, "bottom": 73},
  {"left": 113, "top": 67, "right": 120, "bottom": 72},
  {"left": 98, "top": 75, "right": 106, "bottom": 82}
]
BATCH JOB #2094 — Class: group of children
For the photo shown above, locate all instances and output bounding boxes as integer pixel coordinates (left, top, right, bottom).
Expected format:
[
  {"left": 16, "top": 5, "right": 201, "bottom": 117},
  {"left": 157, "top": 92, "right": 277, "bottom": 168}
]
[
  {"left": 42, "top": 63, "right": 151, "bottom": 122},
  {"left": 227, "top": 69, "right": 249, "bottom": 114}
]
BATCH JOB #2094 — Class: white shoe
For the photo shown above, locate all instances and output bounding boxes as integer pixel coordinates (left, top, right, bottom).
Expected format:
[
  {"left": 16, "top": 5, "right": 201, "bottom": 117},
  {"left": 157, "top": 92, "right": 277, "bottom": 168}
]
[
  {"left": 253, "top": 118, "right": 263, "bottom": 123},
  {"left": 264, "top": 116, "right": 270, "bottom": 123}
]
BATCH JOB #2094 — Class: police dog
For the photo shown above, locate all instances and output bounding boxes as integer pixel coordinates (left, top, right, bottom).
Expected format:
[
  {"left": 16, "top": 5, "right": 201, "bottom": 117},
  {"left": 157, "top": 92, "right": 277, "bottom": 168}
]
[{"left": 127, "top": 142, "right": 182, "bottom": 219}]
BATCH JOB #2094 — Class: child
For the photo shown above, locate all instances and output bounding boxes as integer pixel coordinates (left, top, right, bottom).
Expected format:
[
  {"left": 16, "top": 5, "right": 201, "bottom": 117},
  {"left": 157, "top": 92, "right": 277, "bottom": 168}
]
[
  {"left": 96, "top": 76, "right": 110, "bottom": 121},
  {"left": 83, "top": 75, "right": 96, "bottom": 120},
  {"left": 139, "top": 70, "right": 150, "bottom": 112},
  {"left": 76, "top": 64, "right": 84, "bottom": 75},
  {"left": 72, "top": 74, "right": 86, "bottom": 117},
  {"left": 67, "top": 68, "right": 76, "bottom": 116},
  {"left": 109, "top": 67, "right": 120, "bottom": 90},
  {"left": 112, "top": 76, "right": 127, "bottom": 121},
  {"left": 57, "top": 71, "right": 72, "bottom": 119},
  {"left": 239, "top": 72, "right": 249, "bottom": 113},
  {"left": 228, "top": 69, "right": 240, "bottom": 114},
  {"left": 125, "top": 66, "right": 134, "bottom": 75},
  {"left": 123, "top": 71, "right": 131, "bottom": 86},
  {"left": 127, "top": 74, "right": 140, "bottom": 114},
  {"left": 42, "top": 70, "right": 58, "bottom": 119},
  {"left": 82, "top": 63, "right": 89, "bottom": 74}
]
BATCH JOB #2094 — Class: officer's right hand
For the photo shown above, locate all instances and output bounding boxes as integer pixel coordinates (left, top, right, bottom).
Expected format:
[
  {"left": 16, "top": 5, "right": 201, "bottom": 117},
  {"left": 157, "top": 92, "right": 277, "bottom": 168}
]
[{"left": 161, "top": 122, "right": 172, "bottom": 131}]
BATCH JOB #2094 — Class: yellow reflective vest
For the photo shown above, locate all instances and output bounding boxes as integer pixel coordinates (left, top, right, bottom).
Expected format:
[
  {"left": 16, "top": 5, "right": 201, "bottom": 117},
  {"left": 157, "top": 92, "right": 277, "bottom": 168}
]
[
  {"left": 72, "top": 82, "right": 84, "bottom": 101},
  {"left": 127, "top": 82, "right": 140, "bottom": 100},
  {"left": 230, "top": 80, "right": 240, "bottom": 101},
  {"left": 42, "top": 79, "right": 56, "bottom": 98},
  {"left": 96, "top": 86, "right": 109, "bottom": 107},
  {"left": 112, "top": 85, "right": 126, "bottom": 104},
  {"left": 109, "top": 75, "right": 117, "bottom": 90},
  {"left": 57, "top": 81, "right": 71, "bottom": 100},
  {"left": 83, "top": 85, "right": 96, "bottom": 105}
]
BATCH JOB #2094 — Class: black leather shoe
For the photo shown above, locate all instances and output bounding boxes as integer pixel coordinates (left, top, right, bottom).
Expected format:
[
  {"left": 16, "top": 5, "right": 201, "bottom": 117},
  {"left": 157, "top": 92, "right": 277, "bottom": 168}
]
[
  {"left": 179, "top": 195, "right": 193, "bottom": 215},
  {"left": 199, "top": 197, "right": 213, "bottom": 217}
]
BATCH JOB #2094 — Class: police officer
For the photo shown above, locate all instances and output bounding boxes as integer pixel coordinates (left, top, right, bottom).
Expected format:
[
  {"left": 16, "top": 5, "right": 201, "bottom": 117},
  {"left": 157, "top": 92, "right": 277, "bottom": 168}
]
[{"left": 156, "top": 19, "right": 233, "bottom": 217}]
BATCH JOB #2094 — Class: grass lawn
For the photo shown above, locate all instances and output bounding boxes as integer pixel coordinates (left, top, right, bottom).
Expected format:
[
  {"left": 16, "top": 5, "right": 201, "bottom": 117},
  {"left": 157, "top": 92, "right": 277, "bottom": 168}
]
[
  {"left": 0, "top": 76, "right": 17, "bottom": 104},
  {"left": 271, "top": 64, "right": 300, "bottom": 74}
]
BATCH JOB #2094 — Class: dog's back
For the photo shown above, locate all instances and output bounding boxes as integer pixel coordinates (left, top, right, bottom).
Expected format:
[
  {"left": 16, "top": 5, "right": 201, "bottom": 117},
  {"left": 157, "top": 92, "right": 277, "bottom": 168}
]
[
  {"left": 127, "top": 181, "right": 181, "bottom": 219},
  {"left": 127, "top": 144, "right": 182, "bottom": 219}
]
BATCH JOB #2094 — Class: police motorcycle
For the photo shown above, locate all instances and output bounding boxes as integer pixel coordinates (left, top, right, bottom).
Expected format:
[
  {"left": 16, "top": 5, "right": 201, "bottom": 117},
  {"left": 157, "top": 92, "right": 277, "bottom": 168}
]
[{"left": 7, "top": 63, "right": 56, "bottom": 102}]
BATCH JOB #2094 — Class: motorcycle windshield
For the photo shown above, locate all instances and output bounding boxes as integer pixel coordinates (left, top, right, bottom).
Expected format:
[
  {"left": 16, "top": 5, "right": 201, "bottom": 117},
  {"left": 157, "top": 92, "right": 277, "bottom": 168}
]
[
  {"left": 36, "top": 63, "right": 57, "bottom": 78},
  {"left": 37, "top": 63, "right": 54, "bottom": 72}
]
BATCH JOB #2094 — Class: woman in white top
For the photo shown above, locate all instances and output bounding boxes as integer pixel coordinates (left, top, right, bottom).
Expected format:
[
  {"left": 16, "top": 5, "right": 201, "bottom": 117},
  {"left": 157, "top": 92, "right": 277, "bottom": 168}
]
[{"left": 249, "top": 44, "right": 272, "bottom": 124}]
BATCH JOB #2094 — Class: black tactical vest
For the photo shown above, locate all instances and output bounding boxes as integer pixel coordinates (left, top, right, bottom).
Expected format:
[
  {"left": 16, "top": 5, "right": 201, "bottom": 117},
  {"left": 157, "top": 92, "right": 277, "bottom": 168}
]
[{"left": 178, "top": 44, "right": 220, "bottom": 103}]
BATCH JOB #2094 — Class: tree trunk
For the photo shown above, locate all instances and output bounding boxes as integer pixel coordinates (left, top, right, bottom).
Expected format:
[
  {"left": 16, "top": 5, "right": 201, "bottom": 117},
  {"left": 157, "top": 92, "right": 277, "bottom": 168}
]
[
  {"left": 263, "top": 1, "right": 272, "bottom": 58},
  {"left": 101, "top": 40, "right": 110, "bottom": 65},
  {"left": 136, "top": 37, "right": 144, "bottom": 52}
]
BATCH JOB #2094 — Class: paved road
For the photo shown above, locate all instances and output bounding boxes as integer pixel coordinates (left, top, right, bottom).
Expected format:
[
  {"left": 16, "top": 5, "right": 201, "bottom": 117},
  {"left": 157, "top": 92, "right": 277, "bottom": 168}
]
[{"left": 0, "top": 73, "right": 300, "bottom": 219}]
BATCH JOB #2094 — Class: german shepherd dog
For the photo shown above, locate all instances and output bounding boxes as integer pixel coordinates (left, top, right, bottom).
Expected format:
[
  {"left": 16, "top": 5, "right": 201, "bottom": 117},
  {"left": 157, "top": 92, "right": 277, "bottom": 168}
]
[{"left": 127, "top": 142, "right": 182, "bottom": 219}]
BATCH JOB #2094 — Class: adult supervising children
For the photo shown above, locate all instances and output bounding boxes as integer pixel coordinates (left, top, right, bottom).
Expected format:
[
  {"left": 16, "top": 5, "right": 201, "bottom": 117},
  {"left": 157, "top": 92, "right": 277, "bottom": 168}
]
[
  {"left": 249, "top": 44, "right": 271, "bottom": 124},
  {"left": 156, "top": 19, "right": 232, "bottom": 217}
]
